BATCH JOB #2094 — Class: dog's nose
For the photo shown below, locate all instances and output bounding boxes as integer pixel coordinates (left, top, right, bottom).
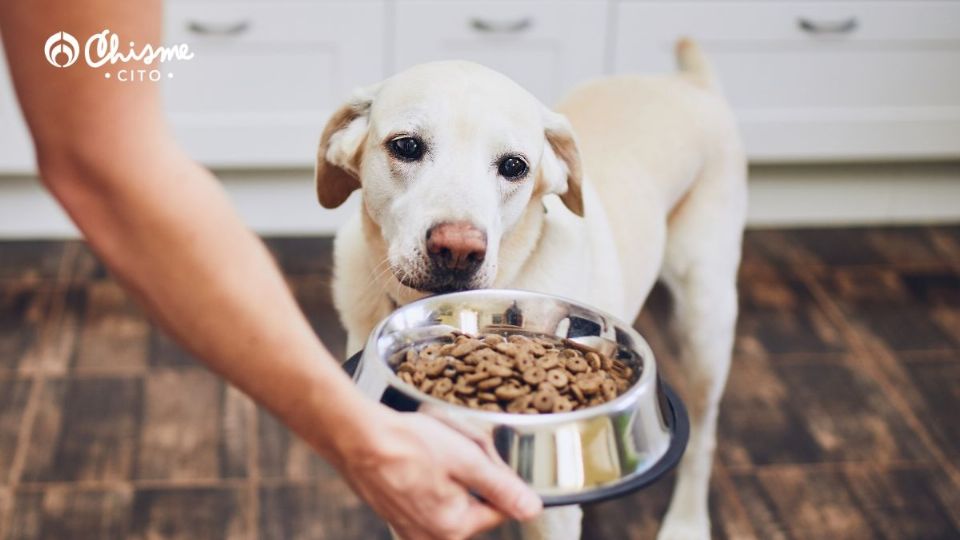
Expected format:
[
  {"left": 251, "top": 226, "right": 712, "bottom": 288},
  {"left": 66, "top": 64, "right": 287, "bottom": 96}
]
[{"left": 426, "top": 222, "right": 487, "bottom": 273}]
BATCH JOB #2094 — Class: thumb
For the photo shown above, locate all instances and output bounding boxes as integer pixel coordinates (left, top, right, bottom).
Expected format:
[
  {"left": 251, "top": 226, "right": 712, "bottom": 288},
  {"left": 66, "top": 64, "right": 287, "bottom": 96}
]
[{"left": 449, "top": 445, "right": 543, "bottom": 521}]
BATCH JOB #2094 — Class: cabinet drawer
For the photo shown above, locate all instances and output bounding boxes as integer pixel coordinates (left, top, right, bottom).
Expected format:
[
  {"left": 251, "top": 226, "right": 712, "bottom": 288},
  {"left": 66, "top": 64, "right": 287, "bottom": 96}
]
[
  {"left": 163, "top": 2, "right": 386, "bottom": 167},
  {"left": 614, "top": 1, "right": 960, "bottom": 161},
  {"left": 394, "top": 1, "right": 607, "bottom": 105}
]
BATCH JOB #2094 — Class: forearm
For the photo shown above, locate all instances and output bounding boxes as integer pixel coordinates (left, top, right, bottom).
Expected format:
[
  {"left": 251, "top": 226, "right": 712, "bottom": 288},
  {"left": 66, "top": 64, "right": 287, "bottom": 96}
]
[
  {"left": 40, "top": 134, "right": 378, "bottom": 466},
  {"left": 0, "top": 0, "right": 383, "bottom": 465}
]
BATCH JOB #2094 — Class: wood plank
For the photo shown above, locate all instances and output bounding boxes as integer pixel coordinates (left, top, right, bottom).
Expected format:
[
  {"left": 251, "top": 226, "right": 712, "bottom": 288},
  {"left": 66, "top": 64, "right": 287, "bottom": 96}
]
[
  {"left": 741, "top": 230, "right": 824, "bottom": 276},
  {"left": 0, "top": 286, "right": 52, "bottom": 373},
  {"left": 733, "top": 466, "right": 959, "bottom": 540},
  {"left": 288, "top": 275, "right": 347, "bottom": 362},
  {"left": 17, "top": 381, "right": 66, "bottom": 484},
  {"left": 867, "top": 227, "right": 955, "bottom": 269},
  {"left": 129, "top": 487, "right": 250, "bottom": 540},
  {"left": 734, "top": 468, "right": 878, "bottom": 540},
  {"left": 719, "top": 354, "right": 824, "bottom": 467},
  {"left": 22, "top": 378, "right": 141, "bottom": 483},
  {"left": 719, "top": 355, "right": 931, "bottom": 467},
  {"left": 259, "top": 484, "right": 386, "bottom": 540},
  {"left": 784, "top": 229, "right": 888, "bottom": 268},
  {"left": 0, "top": 379, "right": 32, "bottom": 485},
  {"left": 4, "top": 491, "right": 42, "bottom": 540},
  {"left": 928, "top": 464, "right": 960, "bottom": 532},
  {"left": 257, "top": 408, "right": 333, "bottom": 481},
  {"left": 60, "top": 242, "right": 107, "bottom": 284},
  {"left": 844, "top": 466, "right": 960, "bottom": 539},
  {"left": 737, "top": 273, "right": 848, "bottom": 356},
  {"left": 0, "top": 242, "right": 63, "bottom": 284},
  {"left": 583, "top": 465, "right": 756, "bottom": 539},
  {"left": 775, "top": 361, "right": 930, "bottom": 462},
  {"left": 148, "top": 330, "right": 201, "bottom": 368},
  {"left": 900, "top": 356, "right": 960, "bottom": 462},
  {"left": 6, "top": 487, "right": 132, "bottom": 540},
  {"left": 928, "top": 225, "right": 960, "bottom": 267},
  {"left": 0, "top": 486, "right": 10, "bottom": 539},
  {"left": 819, "top": 268, "right": 959, "bottom": 352},
  {"left": 136, "top": 369, "right": 247, "bottom": 481},
  {"left": 220, "top": 385, "right": 252, "bottom": 479},
  {"left": 72, "top": 282, "right": 149, "bottom": 372},
  {"left": 16, "top": 286, "right": 80, "bottom": 375}
]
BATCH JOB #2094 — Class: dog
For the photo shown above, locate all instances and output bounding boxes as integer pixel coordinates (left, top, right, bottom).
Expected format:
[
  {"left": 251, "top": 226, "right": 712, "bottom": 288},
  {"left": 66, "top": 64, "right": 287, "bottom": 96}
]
[{"left": 316, "top": 38, "right": 746, "bottom": 540}]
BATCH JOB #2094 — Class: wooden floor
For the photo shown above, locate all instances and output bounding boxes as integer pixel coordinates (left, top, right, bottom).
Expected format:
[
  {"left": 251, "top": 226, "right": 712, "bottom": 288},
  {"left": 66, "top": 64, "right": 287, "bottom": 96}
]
[{"left": 0, "top": 226, "right": 958, "bottom": 540}]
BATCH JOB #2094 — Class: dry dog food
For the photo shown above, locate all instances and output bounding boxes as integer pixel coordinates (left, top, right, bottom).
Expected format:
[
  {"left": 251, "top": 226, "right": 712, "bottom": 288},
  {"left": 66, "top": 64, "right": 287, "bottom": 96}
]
[{"left": 390, "top": 332, "right": 636, "bottom": 414}]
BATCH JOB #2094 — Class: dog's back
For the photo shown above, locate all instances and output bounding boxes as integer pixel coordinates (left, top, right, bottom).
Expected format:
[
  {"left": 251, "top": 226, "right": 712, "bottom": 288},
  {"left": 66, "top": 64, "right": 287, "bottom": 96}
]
[
  {"left": 554, "top": 39, "right": 745, "bottom": 316},
  {"left": 557, "top": 38, "right": 741, "bottom": 213}
]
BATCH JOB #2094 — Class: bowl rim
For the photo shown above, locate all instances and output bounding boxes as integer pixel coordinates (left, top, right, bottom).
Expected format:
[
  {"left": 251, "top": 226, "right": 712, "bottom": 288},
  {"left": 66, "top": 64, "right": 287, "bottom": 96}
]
[{"left": 362, "top": 288, "right": 660, "bottom": 426}]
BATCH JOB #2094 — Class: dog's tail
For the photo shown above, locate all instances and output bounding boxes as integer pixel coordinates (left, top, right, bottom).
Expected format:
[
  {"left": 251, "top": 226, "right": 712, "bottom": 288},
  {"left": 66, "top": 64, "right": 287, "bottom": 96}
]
[{"left": 675, "top": 37, "right": 720, "bottom": 93}]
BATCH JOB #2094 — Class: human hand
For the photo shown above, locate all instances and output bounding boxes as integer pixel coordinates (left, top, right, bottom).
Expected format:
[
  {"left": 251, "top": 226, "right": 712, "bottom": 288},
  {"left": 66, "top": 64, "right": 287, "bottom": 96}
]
[{"left": 333, "top": 404, "right": 543, "bottom": 540}]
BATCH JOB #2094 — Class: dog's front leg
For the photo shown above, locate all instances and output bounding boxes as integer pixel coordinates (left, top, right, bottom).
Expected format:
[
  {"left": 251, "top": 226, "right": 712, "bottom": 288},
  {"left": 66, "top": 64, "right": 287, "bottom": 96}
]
[{"left": 657, "top": 271, "right": 738, "bottom": 540}]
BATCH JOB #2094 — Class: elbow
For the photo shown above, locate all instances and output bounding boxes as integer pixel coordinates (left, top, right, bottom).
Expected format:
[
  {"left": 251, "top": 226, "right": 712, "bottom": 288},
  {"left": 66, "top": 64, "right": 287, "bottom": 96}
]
[
  {"left": 35, "top": 138, "right": 112, "bottom": 201},
  {"left": 32, "top": 143, "right": 124, "bottom": 243},
  {"left": 33, "top": 128, "right": 170, "bottom": 212},
  {"left": 32, "top": 135, "right": 152, "bottom": 241},
  {"left": 32, "top": 145, "right": 100, "bottom": 226}
]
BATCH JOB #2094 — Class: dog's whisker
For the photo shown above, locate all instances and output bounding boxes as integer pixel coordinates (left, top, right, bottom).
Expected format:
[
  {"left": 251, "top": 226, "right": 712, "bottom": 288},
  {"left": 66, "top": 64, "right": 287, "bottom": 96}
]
[{"left": 354, "top": 256, "right": 393, "bottom": 305}]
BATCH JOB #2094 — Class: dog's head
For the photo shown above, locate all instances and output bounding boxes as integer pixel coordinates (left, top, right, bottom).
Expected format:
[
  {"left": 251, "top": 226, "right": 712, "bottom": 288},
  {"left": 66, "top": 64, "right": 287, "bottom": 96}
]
[{"left": 315, "top": 61, "right": 582, "bottom": 294}]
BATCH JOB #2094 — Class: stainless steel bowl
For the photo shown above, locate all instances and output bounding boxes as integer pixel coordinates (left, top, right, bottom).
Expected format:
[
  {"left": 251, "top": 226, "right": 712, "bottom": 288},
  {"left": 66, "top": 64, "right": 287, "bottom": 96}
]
[{"left": 350, "top": 289, "right": 688, "bottom": 506}]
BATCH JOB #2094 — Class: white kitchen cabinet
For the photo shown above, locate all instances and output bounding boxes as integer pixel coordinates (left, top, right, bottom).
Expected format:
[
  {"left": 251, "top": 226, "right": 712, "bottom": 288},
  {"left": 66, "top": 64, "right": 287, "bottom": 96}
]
[
  {"left": 0, "top": 48, "right": 36, "bottom": 173},
  {"left": 2, "top": 0, "right": 958, "bottom": 174},
  {"left": 613, "top": 1, "right": 960, "bottom": 162},
  {"left": 162, "top": 1, "right": 386, "bottom": 167},
  {"left": 393, "top": 1, "right": 608, "bottom": 106}
]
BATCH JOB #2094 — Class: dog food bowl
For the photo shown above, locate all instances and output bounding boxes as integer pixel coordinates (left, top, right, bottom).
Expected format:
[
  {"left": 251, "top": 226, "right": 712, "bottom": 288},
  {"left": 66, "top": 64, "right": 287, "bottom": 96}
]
[{"left": 345, "top": 289, "right": 688, "bottom": 506}]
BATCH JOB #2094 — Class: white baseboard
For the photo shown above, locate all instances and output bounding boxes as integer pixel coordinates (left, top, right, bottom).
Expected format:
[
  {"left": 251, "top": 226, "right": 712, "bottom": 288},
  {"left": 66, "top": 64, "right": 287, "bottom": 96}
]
[
  {"left": 0, "top": 163, "right": 957, "bottom": 239},
  {"left": 0, "top": 170, "right": 361, "bottom": 239},
  {"left": 746, "top": 162, "right": 960, "bottom": 227}
]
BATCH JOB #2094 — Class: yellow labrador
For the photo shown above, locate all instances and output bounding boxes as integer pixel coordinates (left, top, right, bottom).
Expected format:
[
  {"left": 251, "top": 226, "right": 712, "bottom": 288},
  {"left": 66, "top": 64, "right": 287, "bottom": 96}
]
[{"left": 316, "top": 39, "right": 746, "bottom": 540}]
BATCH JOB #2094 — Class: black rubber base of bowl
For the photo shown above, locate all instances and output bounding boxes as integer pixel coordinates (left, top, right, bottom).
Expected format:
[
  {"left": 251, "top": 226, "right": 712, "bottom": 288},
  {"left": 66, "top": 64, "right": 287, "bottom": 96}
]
[{"left": 342, "top": 352, "right": 689, "bottom": 507}]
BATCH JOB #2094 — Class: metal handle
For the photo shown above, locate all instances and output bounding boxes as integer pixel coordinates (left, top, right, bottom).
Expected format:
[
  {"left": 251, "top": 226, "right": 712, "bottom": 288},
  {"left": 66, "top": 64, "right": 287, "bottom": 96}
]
[
  {"left": 797, "top": 17, "right": 858, "bottom": 34},
  {"left": 187, "top": 20, "right": 251, "bottom": 36},
  {"left": 470, "top": 17, "right": 533, "bottom": 34}
]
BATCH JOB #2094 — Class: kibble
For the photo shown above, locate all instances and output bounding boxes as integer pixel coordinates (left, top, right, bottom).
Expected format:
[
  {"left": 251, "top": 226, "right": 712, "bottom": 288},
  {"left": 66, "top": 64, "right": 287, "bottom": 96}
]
[{"left": 390, "top": 331, "right": 638, "bottom": 414}]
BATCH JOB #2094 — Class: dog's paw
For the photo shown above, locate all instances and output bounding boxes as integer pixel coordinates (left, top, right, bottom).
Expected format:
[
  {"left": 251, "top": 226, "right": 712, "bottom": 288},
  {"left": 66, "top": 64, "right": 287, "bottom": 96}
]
[{"left": 657, "top": 514, "right": 711, "bottom": 540}]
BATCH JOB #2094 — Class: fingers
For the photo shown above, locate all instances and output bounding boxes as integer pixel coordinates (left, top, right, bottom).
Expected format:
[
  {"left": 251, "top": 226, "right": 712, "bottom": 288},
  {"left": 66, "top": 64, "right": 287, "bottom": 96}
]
[
  {"left": 390, "top": 500, "right": 506, "bottom": 540},
  {"left": 449, "top": 444, "right": 542, "bottom": 521},
  {"left": 393, "top": 499, "right": 507, "bottom": 540},
  {"left": 420, "top": 405, "right": 503, "bottom": 464},
  {"left": 461, "top": 499, "right": 509, "bottom": 535},
  {"left": 359, "top": 412, "right": 542, "bottom": 540}
]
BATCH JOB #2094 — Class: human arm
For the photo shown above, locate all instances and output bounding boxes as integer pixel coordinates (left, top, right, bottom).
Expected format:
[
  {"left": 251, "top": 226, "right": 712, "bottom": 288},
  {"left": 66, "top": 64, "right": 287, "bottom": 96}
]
[{"left": 0, "top": 1, "right": 541, "bottom": 537}]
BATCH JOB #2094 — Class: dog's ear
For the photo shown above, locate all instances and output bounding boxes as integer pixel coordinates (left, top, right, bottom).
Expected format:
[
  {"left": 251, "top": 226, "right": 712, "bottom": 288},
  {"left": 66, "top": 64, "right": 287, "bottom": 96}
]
[
  {"left": 315, "top": 84, "right": 379, "bottom": 209},
  {"left": 540, "top": 108, "right": 584, "bottom": 217}
]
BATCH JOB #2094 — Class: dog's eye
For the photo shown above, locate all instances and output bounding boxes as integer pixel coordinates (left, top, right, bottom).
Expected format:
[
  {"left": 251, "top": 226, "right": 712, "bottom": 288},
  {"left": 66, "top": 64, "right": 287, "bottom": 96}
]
[
  {"left": 388, "top": 136, "right": 424, "bottom": 161},
  {"left": 498, "top": 156, "right": 528, "bottom": 180}
]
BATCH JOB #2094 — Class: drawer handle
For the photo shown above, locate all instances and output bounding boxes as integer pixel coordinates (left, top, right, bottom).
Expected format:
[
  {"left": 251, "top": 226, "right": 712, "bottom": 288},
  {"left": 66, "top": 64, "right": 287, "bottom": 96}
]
[
  {"left": 187, "top": 20, "right": 251, "bottom": 36},
  {"left": 797, "top": 17, "right": 858, "bottom": 34},
  {"left": 470, "top": 17, "right": 533, "bottom": 34}
]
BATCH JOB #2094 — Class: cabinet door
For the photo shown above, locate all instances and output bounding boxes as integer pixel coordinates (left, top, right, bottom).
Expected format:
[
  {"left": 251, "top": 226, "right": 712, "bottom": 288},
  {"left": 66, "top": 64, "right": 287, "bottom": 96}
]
[
  {"left": 614, "top": 1, "right": 960, "bottom": 162},
  {"left": 163, "top": 1, "right": 386, "bottom": 167},
  {"left": 0, "top": 45, "right": 37, "bottom": 173},
  {"left": 394, "top": 1, "right": 607, "bottom": 106}
]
